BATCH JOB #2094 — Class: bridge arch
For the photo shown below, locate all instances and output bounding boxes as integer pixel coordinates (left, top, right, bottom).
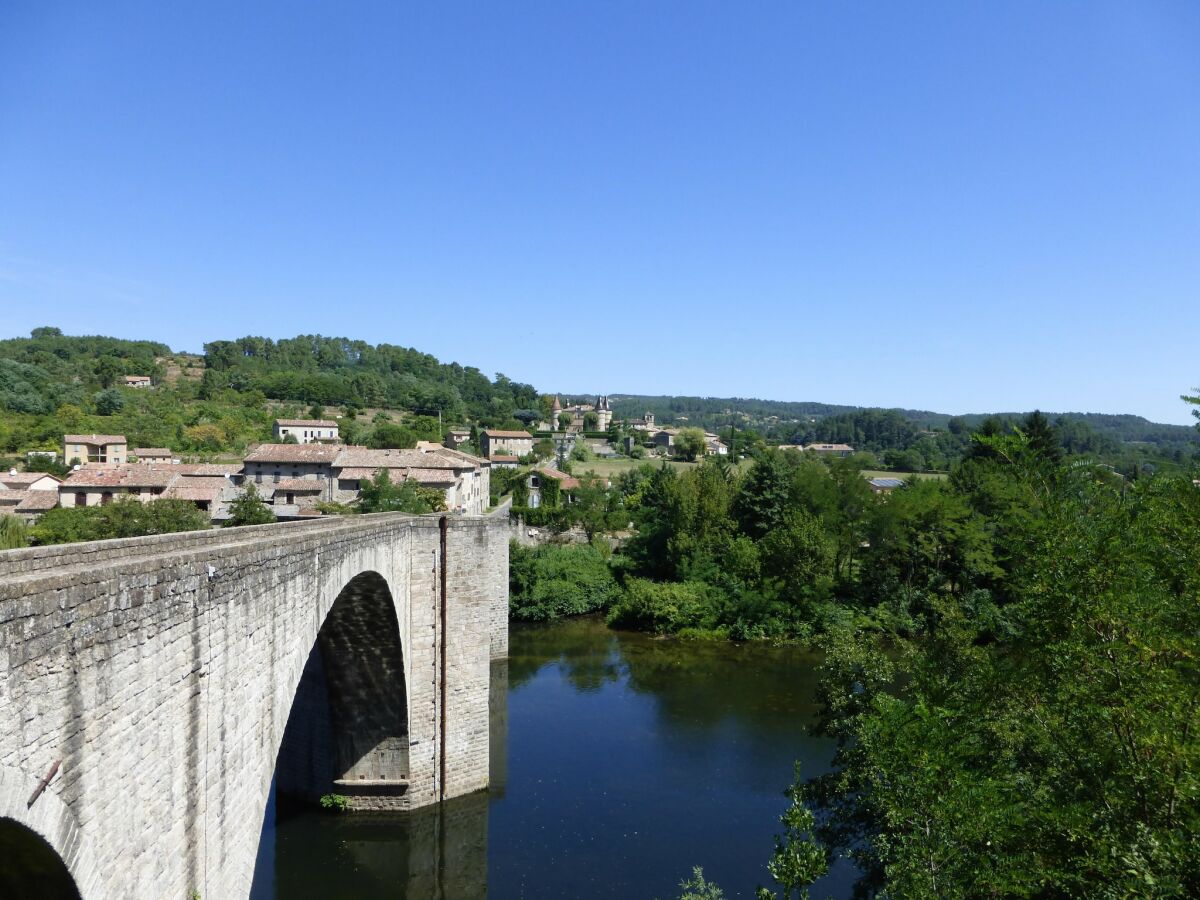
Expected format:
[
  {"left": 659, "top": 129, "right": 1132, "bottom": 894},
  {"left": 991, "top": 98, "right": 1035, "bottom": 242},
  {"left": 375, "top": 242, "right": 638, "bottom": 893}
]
[{"left": 272, "top": 569, "right": 411, "bottom": 808}]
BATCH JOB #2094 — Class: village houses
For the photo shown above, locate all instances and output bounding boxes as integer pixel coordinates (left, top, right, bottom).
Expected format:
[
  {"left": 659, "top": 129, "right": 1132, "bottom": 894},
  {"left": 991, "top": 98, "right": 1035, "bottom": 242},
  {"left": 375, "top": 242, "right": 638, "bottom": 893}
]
[
  {"left": 272, "top": 418, "right": 340, "bottom": 444},
  {"left": 0, "top": 470, "right": 61, "bottom": 523},
  {"left": 240, "top": 441, "right": 490, "bottom": 516},
  {"left": 121, "top": 375, "right": 152, "bottom": 388},
  {"left": 480, "top": 429, "right": 534, "bottom": 460},
  {"left": 63, "top": 434, "right": 127, "bottom": 465},
  {"left": 132, "top": 448, "right": 173, "bottom": 465}
]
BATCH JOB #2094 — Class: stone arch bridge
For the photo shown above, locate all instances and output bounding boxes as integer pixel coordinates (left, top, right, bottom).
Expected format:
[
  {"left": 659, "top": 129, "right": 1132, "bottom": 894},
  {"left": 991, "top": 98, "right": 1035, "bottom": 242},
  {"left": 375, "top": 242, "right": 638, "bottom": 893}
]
[{"left": 0, "top": 513, "right": 508, "bottom": 899}]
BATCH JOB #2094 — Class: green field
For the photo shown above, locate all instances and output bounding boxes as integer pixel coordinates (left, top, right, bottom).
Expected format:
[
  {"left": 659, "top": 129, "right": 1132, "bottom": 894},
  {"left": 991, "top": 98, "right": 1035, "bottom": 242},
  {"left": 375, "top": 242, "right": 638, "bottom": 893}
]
[{"left": 574, "top": 457, "right": 697, "bottom": 479}]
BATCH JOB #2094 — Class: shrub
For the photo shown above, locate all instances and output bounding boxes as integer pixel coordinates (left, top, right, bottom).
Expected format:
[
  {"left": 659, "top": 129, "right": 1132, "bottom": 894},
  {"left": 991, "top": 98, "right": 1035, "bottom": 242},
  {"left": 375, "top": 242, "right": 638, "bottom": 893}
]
[
  {"left": 509, "top": 541, "right": 619, "bottom": 621},
  {"left": 605, "top": 578, "right": 719, "bottom": 635}
]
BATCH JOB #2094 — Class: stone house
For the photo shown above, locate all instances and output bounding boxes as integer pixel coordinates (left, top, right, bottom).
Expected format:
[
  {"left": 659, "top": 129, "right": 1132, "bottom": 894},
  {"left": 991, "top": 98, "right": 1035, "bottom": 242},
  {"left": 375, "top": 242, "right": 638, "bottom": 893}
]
[
  {"left": 525, "top": 466, "right": 580, "bottom": 509},
  {"left": 59, "top": 464, "right": 238, "bottom": 516},
  {"left": 122, "top": 375, "right": 152, "bottom": 388},
  {"left": 133, "top": 448, "right": 173, "bottom": 465},
  {"left": 868, "top": 477, "right": 906, "bottom": 494},
  {"left": 480, "top": 429, "right": 534, "bottom": 460},
  {"left": 273, "top": 418, "right": 340, "bottom": 444},
  {"left": 489, "top": 454, "right": 520, "bottom": 470},
  {"left": 705, "top": 434, "right": 728, "bottom": 456},
  {"left": 652, "top": 428, "right": 679, "bottom": 451},
  {"left": 443, "top": 429, "right": 471, "bottom": 449},
  {"left": 270, "top": 477, "right": 325, "bottom": 510},
  {"left": 1, "top": 471, "right": 62, "bottom": 493},
  {"left": 9, "top": 489, "right": 59, "bottom": 522},
  {"left": 243, "top": 443, "right": 341, "bottom": 497},
  {"left": 331, "top": 446, "right": 490, "bottom": 516},
  {"left": 59, "top": 466, "right": 177, "bottom": 508},
  {"left": 63, "top": 434, "right": 127, "bottom": 465}
]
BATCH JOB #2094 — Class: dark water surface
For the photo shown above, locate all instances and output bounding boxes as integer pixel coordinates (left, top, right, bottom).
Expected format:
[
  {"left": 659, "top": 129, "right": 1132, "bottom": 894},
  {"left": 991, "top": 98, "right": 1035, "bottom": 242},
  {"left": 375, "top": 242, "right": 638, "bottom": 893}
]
[{"left": 253, "top": 617, "right": 854, "bottom": 899}]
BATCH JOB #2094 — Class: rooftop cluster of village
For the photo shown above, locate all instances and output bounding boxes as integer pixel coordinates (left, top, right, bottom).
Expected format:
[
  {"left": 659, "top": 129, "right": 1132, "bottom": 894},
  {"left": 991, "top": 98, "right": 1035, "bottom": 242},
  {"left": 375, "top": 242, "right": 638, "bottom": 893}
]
[
  {"left": 1, "top": 393, "right": 897, "bottom": 531},
  {"left": 2, "top": 419, "right": 491, "bottom": 527}
]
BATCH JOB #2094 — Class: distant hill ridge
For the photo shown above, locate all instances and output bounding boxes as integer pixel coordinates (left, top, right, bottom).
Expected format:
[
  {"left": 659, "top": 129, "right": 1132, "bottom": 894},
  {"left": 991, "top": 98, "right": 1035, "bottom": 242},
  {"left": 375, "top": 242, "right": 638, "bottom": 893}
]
[{"left": 599, "top": 394, "right": 1199, "bottom": 445}]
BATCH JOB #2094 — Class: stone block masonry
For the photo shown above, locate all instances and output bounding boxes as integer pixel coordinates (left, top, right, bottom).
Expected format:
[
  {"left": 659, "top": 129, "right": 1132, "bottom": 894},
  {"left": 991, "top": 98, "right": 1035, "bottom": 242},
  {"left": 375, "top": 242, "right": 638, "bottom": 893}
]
[{"left": 0, "top": 512, "right": 509, "bottom": 900}]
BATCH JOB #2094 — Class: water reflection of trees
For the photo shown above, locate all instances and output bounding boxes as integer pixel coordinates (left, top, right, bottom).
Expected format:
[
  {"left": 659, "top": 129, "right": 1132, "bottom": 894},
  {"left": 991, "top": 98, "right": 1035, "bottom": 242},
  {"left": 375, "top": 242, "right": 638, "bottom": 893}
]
[
  {"left": 508, "top": 618, "right": 625, "bottom": 693},
  {"left": 510, "top": 618, "right": 827, "bottom": 738}
]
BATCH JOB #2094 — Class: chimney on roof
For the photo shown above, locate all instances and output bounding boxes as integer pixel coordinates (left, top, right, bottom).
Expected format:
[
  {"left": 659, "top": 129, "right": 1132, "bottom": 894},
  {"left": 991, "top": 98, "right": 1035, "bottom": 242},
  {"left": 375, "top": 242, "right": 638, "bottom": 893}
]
[{"left": 8, "top": 468, "right": 15, "bottom": 476}]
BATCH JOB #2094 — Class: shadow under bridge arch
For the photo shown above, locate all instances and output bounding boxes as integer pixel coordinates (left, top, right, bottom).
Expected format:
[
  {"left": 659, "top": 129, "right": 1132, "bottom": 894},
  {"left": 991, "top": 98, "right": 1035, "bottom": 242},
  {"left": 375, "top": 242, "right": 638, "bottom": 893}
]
[
  {"left": 275, "top": 570, "right": 410, "bottom": 809},
  {"left": 0, "top": 817, "right": 82, "bottom": 900}
]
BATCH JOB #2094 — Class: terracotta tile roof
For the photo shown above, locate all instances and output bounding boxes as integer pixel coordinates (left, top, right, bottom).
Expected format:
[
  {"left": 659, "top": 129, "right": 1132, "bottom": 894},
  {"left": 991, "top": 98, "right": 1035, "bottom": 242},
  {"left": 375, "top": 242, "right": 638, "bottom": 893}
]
[
  {"left": 63, "top": 434, "right": 127, "bottom": 445},
  {"left": 333, "top": 466, "right": 456, "bottom": 485},
  {"left": 538, "top": 467, "right": 581, "bottom": 490},
  {"left": 334, "top": 467, "right": 384, "bottom": 480},
  {"left": 244, "top": 443, "right": 340, "bottom": 464},
  {"left": 483, "top": 429, "right": 534, "bottom": 439},
  {"left": 297, "top": 507, "right": 323, "bottom": 516},
  {"left": 15, "top": 490, "right": 59, "bottom": 512},
  {"left": 162, "top": 484, "right": 224, "bottom": 502},
  {"left": 173, "top": 463, "right": 242, "bottom": 477},
  {"left": 803, "top": 443, "right": 855, "bottom": 452},
  {"left": 490, "top": 455, "right": 520, "bottom": 463},
  {"left": 275, "top": 418, "right": 339, "bottom": 428},
  {"left": 333, "top": 447, "right": 479, "bottom": 471},
  {"left": 402, "top": 468, "right": 457, "bottom": 485},
  {"left": 133, "top": 448, "right": 172, "bottom": 457},
  {"left": 61, "top": 465, "right": 176, "bottom": 489},
  {"left": 0, "top": 472, "right": 61, "bottom": 489},
  {"left": 273, "top": 478, "right": 324, "bottom": 491}
]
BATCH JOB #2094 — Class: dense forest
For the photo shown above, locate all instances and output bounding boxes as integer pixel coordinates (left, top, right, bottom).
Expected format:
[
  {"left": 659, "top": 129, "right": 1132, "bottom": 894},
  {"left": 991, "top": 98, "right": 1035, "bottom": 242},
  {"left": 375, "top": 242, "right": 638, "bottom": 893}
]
[
  {"left": 0, "top": 328, "right": 539, "bottom": 461},
  {"left": 511, "top": 408, "right": 1200, "bottom": 897},
  {"left": 202, "top": 335, "right": 539, "bottom": 423},
  {"left": 608, "top": 393, "right": 1200, "bottom": 475}
]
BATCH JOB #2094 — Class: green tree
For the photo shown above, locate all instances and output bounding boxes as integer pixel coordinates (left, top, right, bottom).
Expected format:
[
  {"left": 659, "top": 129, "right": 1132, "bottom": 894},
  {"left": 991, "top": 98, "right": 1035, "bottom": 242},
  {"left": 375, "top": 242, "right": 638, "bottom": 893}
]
[
  {"left": 797, "top": 467, "right": 1200, "bottom": 897},
  {"left": 1184, "top": 386, "right": 1200, "bottom": 427},
  {"left": 674, "top": 427, "right": 707, "bottom": 462},
  {"left": 1021, "top": 409, "right": 1063, "bottom": 464},
  {"left": 357, "top": 469, "right": 445, "bottom": 514},
  {"left": 32, "top": 498, "right": 209, "bottom": 545},
  {"left": 558, "top": 411, "right": 573, "bottom": 430},
  {"left": 367, "top": 423, "right": 417, "bottom": 449},
  {"left": 759, "top": 510, "right": 831, "bottom": 600},
  {"left": 734, "top": 451, "right": 793, "bottom": 539},
  {"left": 0, "top": 514, "right": 29, "bottom": 549},
  {"left": 509, "top": 542, "right": 619, "bottom": 620},
  {"left": 224, "top": 483, "right": 276, "bottom": 527},
  {"left": 583, "top": 410, "right": 599, "bottom": 430},
  {"left": 93, "top": 388, "right": 125, "bottom": 415}
]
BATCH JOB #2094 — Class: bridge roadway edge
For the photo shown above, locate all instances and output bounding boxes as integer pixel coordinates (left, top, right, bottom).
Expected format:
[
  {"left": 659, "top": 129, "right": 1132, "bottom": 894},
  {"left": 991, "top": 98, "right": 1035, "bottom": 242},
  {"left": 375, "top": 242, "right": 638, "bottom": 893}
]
[{"left": 0, "top": 513, "right": 510, "bottom": 899}]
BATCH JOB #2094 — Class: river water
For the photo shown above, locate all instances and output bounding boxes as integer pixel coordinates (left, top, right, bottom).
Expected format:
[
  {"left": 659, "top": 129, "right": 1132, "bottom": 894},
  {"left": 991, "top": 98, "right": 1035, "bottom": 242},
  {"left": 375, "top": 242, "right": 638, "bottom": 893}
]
[{"left": 251, "top": 617, "right": 855, "bottom": 898}]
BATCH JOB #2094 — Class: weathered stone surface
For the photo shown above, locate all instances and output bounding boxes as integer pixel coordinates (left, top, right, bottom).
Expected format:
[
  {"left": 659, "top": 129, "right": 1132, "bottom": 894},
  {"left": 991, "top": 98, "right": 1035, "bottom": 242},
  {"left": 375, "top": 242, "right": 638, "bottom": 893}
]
[{"left": 0, "top": 513, "right": 508, "bottom": 900}]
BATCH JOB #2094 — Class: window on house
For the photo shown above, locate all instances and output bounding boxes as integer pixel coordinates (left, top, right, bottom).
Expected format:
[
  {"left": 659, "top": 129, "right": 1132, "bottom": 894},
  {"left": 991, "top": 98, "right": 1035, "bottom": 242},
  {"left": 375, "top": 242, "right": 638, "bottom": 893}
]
[
  {"left": 74, "top": 492, "right": 86, "bottom": 507},
  {"left": 286, "top": 493, "right": 294, "bottom": 505},
  {"left": 101, "top": 492, "right": 113, "bottom": 506}
]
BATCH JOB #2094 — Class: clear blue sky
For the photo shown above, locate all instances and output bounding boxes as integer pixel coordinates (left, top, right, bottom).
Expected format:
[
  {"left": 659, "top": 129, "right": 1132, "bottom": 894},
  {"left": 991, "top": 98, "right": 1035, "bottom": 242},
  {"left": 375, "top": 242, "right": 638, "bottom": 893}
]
[{"left": 2, "top": 2, "right": 1198, "bottom": 423}]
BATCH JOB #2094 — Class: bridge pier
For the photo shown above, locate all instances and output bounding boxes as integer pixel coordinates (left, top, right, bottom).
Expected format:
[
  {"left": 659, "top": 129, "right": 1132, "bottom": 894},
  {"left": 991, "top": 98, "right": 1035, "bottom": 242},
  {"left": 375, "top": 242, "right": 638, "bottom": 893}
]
[{"left": 0, "top": 513, "right": 509, "bottom": 899}]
